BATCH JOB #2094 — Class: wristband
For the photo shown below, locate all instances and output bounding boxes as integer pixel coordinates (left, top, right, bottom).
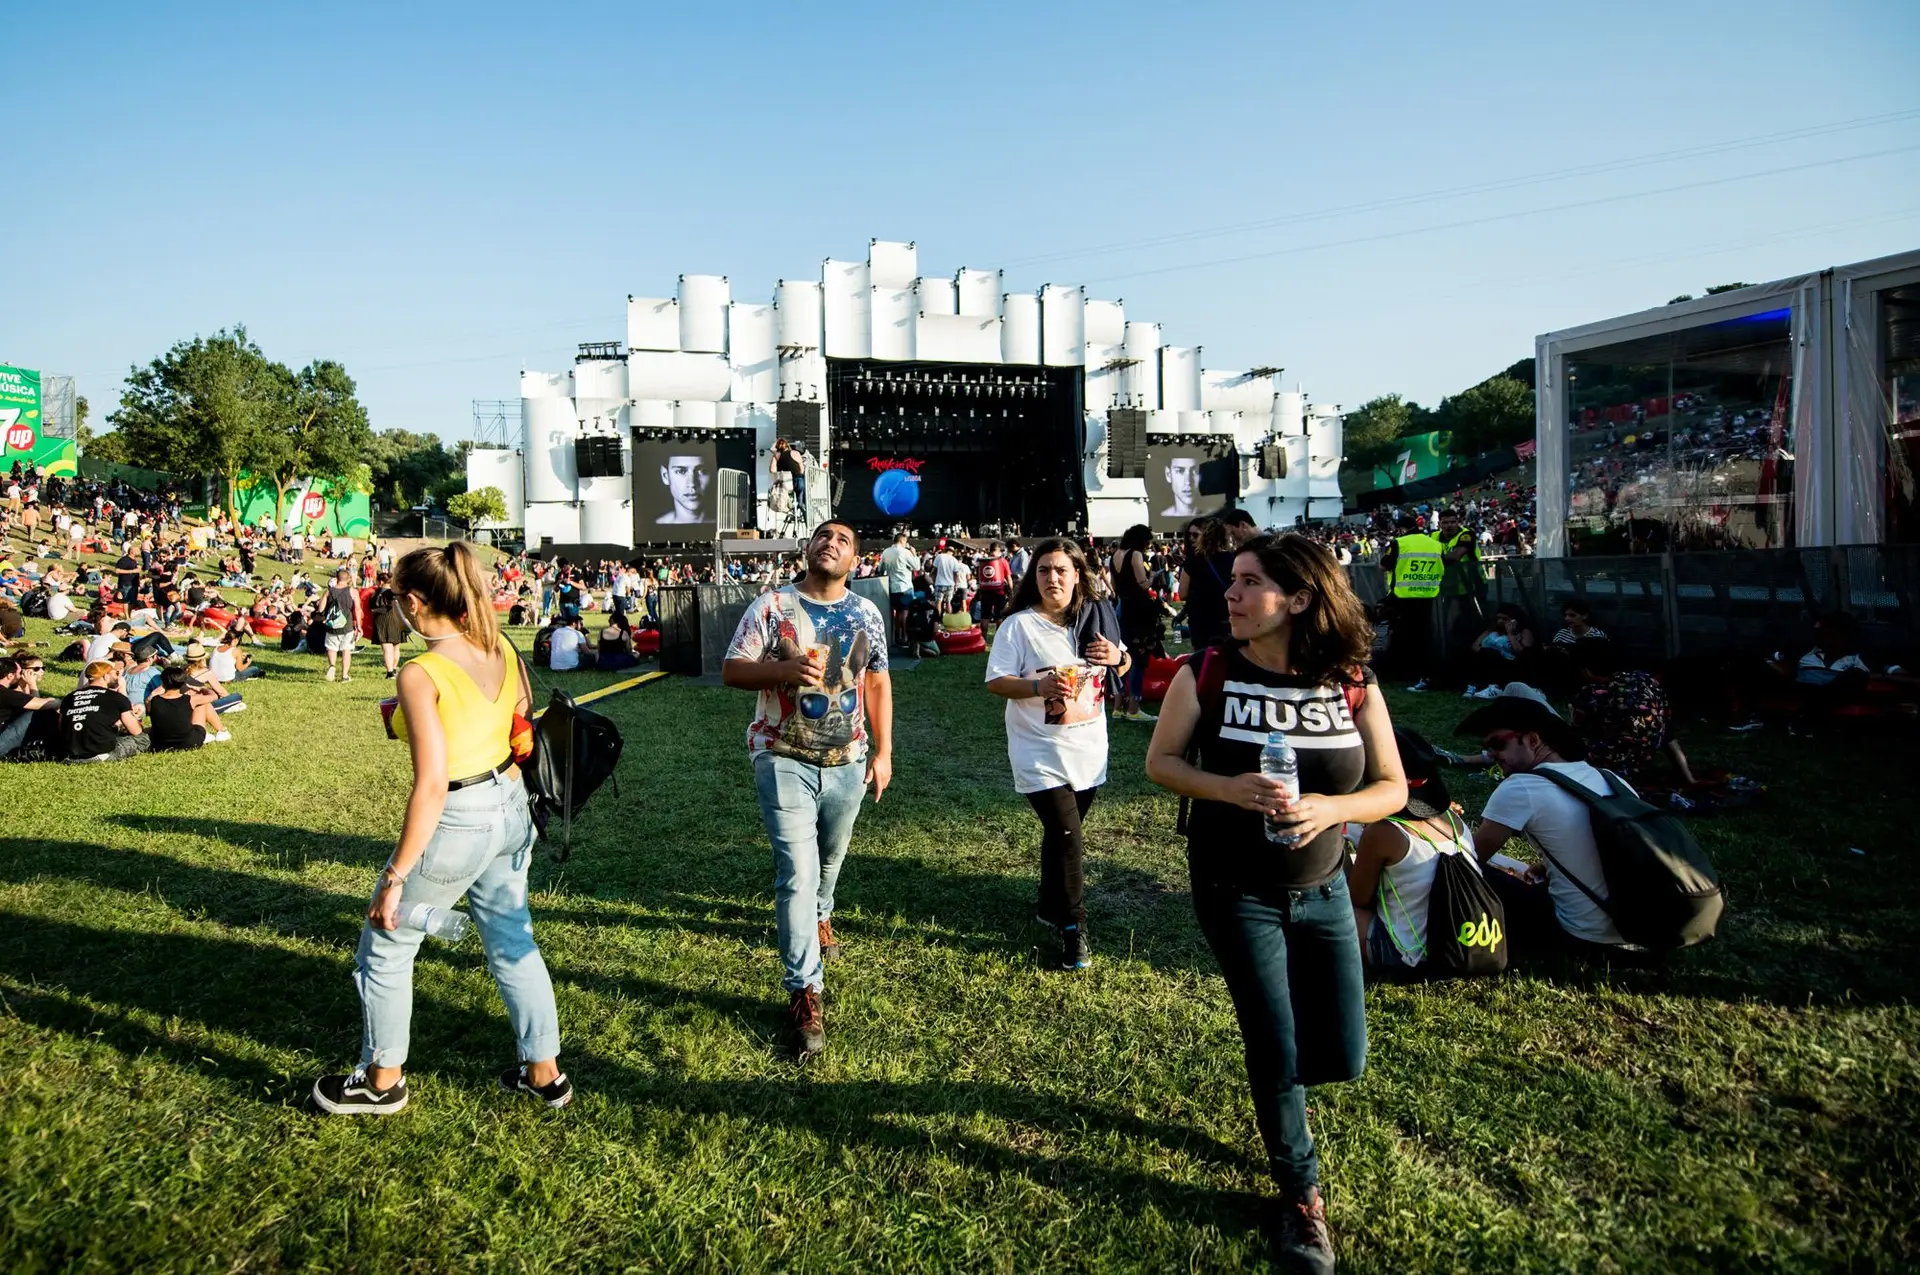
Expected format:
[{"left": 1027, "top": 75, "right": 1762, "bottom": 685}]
[{"left": 1029, "top": 678, "right": 1040, "bottom": 698}]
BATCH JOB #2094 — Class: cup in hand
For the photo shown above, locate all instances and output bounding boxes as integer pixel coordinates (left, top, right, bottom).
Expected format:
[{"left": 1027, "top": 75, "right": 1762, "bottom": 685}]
[{"left": 378, "top": 696, "right": 400, "bottom": 740}]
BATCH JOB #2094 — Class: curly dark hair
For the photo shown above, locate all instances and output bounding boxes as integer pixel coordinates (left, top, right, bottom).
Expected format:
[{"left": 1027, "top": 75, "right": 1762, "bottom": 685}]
[{"left": 1233, "top": 534, "right": 1374, "bottom": 687}]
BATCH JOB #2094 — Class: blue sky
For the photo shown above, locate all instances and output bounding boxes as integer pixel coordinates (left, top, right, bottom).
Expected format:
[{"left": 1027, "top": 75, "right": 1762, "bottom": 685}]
[{"left": 5, "top": 0, "right": 1916, "bottom": 441}]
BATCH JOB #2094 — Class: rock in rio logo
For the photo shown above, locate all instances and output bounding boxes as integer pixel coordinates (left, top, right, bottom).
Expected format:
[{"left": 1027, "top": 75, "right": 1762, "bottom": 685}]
[
  {"left": 866, "top": 457, "right": 925, "bottom": 474},
  {"left": 300, "top": 492, "right": 328, "bottom": 521}
]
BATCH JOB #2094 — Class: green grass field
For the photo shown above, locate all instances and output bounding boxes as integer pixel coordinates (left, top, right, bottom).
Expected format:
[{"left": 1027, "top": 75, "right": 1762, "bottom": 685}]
[{"left": 0, "top": 600, "right": 1916, "bottom": 1272}]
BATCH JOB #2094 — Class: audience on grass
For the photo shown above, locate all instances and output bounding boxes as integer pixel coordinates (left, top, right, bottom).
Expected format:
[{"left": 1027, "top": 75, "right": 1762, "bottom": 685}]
[
  {"left": 1347, "top": 730, "right": 1484, "bottom": 974},
  {"left": 0, "top": 655, "right": 57, "bottom": 759},
  {"left": 61, "top": 659, "right": 148, "bottom": 763},
  {"left": 548, "top": 614, "right": 588, "bottom": 671},
  {"left": 595, "top": 610, "right": 639, "bottom": 671},
  {"left": 147, "top": 663, "right": 231, "bottom": 748},
  {"left": 1465, "top": 604, "right": 1537, "bottom": 698}
]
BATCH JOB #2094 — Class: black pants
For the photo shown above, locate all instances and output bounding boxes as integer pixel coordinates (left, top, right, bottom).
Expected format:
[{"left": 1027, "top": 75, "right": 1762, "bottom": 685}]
[
  {"left": 1026, "top": 785, "right": 1098, "bottom": 928},
  {"left": 1389, "top": 597, "right": 1436, "bottom": 681},
  {"left": 1486, "top": 870, "right": 1647, "bottom": 964}
]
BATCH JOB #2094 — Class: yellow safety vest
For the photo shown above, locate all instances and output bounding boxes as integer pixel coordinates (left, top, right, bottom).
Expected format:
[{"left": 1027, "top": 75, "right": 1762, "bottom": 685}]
[{"left": 1390, "top": 533, "right": 1444, "bottom": 598}]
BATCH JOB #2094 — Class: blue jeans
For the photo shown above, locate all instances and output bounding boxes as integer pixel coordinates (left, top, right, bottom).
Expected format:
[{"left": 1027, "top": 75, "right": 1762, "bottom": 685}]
[
  {"left": 354, "top": 774, "right": 560, "bottom": 1069},
  {"left": 1192, "top": 873, "right": 1368, "bottom": 1192},
  {"left": 211, "top": 693, "right": 243, "bottom": 712},
  {"left": 0, "top": 708, "right": 45, "bottom": 758},
  {"left": 753, "top": 751, "right": 867, "bottom": 992}
]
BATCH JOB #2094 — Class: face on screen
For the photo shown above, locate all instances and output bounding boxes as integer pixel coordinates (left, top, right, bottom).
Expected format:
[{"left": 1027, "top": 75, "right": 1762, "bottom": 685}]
[
  {"left": 1162, "top": 455, "right": 1202, "bottom": 517},
  {"left": 657, "top": 454, "right": 712, "bottom": 524}
]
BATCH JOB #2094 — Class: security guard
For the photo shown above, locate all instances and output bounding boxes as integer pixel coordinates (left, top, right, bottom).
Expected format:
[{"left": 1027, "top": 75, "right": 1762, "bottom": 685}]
[
  {"left": 1436, "top": 507, "right": 1485, "bottom": 672},
  {"left": 1382, "top": 514, "right": 1443, "bottom": 688}
]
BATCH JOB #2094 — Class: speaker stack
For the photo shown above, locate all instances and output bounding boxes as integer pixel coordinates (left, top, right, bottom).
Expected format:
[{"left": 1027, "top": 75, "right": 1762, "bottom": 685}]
[
  {"left": 778, "top": 401, "right": 823, "bottom": 455},
  {"left": 1107, "top": 408, "right": 1147, "bottom": 479},
  {"left": 573, "top": 435, "right": 623, "bottom": 479},
  {"left": 1258, "top": 441, "right": 1287, "bottom": 480}
]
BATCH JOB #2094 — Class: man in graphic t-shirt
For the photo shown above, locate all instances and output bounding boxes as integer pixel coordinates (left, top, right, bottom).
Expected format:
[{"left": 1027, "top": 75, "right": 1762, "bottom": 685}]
[{"left": 723, "top": 519, "right": 892, "bottom": 1058}]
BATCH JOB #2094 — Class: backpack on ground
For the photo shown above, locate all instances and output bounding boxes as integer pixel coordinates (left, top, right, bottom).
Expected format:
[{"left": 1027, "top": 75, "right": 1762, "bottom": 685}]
[
  {"left": 1422, "top": 849, "right": 1509, "bottom": 977},
  {"left": 1533, "top": 767, "right": 1724, "bottom": 950},
  {"left": 532, "top": 623, "right": 556, "bottom": 668}
]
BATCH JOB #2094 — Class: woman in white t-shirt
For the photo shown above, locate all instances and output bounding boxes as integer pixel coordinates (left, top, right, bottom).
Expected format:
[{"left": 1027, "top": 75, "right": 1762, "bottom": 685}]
[
  {"left": 1348, "top": 730, "right": 1483, "bottom": 972},
  {"left": 985, "top": 538, "right": 1130, "bottom": 971}
]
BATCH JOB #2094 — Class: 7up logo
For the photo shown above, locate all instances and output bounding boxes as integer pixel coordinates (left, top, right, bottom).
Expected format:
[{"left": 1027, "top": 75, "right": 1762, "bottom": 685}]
[
  {"left": 1457, "top": 913, "right": 1504, "bottom": 950},
  {"left": 1, "top": 409, "right": 32, "bottom": 453}
]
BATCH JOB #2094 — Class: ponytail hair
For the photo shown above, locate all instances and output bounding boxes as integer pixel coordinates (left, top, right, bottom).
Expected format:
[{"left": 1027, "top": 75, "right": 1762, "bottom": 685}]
[{"left": 392, "top": 541, "right": 503, "bottom": 655}]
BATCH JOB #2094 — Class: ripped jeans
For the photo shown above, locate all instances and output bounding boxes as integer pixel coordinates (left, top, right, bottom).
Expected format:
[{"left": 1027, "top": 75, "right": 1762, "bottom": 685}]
[{"left": 353, "top": 772, "right": 560, "bottom": 1070}]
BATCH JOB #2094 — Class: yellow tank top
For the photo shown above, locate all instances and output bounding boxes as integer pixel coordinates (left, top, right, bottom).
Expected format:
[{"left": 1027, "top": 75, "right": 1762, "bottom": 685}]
[{"left": 395, "top": 649, "right": 516, "bottom": 779}]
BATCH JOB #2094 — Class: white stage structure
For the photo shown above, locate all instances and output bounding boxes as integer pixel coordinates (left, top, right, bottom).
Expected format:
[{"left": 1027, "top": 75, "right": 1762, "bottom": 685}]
[{"left": 476, "top": 239, "right": 1346, "bottom": 548}]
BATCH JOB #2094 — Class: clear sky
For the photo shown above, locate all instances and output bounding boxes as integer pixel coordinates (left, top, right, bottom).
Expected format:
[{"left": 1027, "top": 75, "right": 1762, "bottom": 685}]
[{"left": 5, "top": 0, "right": 1916, "bottom": 441}]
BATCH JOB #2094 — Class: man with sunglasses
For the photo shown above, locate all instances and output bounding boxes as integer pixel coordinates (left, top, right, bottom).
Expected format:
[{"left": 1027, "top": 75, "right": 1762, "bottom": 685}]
[
  {"left": 724, "top": 520, "right": 893, "bottom": 1059},
  {"left": 1458, "top": 692, "right": 1630, "bottom": 955},
  {"left": 0, "top": 656, "right": 58, "bottom": 759}
]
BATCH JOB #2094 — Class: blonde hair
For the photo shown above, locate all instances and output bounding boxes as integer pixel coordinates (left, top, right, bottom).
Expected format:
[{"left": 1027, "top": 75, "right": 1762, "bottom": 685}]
[
  {"left": 83, "top": 660, "right": 117, "bottom": 683},
  {"left": 393, "top": 541, "right": 502, "bottom": 655}
]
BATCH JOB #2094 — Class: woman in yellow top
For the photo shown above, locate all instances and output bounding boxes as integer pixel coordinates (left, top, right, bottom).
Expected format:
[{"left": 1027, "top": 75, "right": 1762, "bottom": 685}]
[{"left": 313, "top": 542, "right": 569, "bottom": 1115}]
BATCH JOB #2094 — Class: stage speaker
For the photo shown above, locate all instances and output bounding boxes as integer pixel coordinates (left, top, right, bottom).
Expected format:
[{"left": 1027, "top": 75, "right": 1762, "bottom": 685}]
[
  {"left": 573, "top": 435, "right": 622, "bottom": 479},
  {"left": 778, "top": 401, "right": 823, "bottom": 456},
  {"left": 1259, "top": 441, "right": 1287, "bottom": 480},
  {"left": 1107, "top": 408, "right": 1147, "bottom": 479}
]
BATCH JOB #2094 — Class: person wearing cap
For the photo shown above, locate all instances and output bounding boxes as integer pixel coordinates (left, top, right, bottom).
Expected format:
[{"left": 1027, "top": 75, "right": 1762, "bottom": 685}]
[
  {"left": 1457, "top": 692, "right": 1631, "bottom": 954},
  {"left": 1347, "top": 730, "right": 1482, "bottom": 973}
]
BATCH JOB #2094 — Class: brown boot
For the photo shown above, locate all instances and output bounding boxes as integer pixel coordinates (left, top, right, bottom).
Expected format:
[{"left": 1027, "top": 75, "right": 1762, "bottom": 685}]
[
  {"left": 818, "top": 917, "right": 841, "bottom": 963},
  {"left": 1270, "top": 1185, "right": 1334, "bottom": 1274},
  {"left": 785, "top": 987, "right": 824, "bottom": 1058}
]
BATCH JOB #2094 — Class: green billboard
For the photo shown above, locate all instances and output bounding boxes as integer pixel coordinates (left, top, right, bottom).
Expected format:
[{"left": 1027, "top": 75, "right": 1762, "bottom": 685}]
[
  {"left": 1372, "top": 430, "right": 1453, "bottom": 491},
  {"left": 0, "top": 363, "right": 77, "bottom": 478}
]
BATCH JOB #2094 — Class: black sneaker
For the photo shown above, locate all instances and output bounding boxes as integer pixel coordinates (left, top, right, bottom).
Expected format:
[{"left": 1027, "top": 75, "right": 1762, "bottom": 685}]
[
  {"left": 1270, "top": 1185, "right": 1335, "bottom": 1274},
  {"left": 1058, "top": 924, "right": 1091, "bottom": 971},
  {"left": 312, "top": 1069, "right": 408, "bottom": 1115},
  {"left": 498, "top": 1064, "right": 573, "bottom": 1109}
]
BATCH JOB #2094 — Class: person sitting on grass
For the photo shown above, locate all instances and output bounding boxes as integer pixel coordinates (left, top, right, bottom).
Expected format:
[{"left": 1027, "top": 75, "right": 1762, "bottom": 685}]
[
  {"left": 0, "top": 655, "right": 59, "bottom": 760},
  {"left": 182, "top": 642, "right": 246, "bottom": 716},
  {"left": 313, "top": 540, "right": 566, "bottom": 1116},
  {"left": 280, "top": 603, "right": 311, "bottom": 653},
  {"left": 1457, "top": 692, "right": 1635, "bottom": 959},
  {"left": 1464, "top": 605, "right": 1537, "bottom": 699},
  {"left": 146, "top": 663, "right": 231, "bottom": 749},
  {"left": 119, "top": 643, "right": 164, "bottom": 711},
  {"left": 1347, "top": 729, "right": 1485, "bottom": 975},
  {"left": 1566, "top": 638, "right": 1697, "bottom": 789},
  {"left": 61, "top": 659, "right": 150, "bottom": 763},
  {"left": 548, "top": 613, "right": 587, "bottom": 671},
  {"left": 596, "top": 609, "right": 639, "bottom": 671},
  {"left": 210, "top": 628, "right": 263, "bottom": 683}
]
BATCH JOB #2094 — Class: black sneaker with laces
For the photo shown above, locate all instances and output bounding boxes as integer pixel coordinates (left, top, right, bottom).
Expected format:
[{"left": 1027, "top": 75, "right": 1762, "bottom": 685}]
[
  {"left": 312, "top": 1069, "right": 409, "bottom": 1115},
  {"left": 1058, "top": 923, "right": 1091, "bottom": 971},
  {"left": 498, "top": 1064, "right": 573, "bottom": 1109},
  {"left": 1270, "top": 1185, "right": 1335, "bottom": 1274}
]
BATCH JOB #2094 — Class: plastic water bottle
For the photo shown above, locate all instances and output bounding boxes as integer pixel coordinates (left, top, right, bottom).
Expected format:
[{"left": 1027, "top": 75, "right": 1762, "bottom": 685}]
[
  {"left": 404, "top": 903, "right": 472, "bottom": 943},
  {"left": 1260, "top": 730, "right": 1301, "bottom": 844}
]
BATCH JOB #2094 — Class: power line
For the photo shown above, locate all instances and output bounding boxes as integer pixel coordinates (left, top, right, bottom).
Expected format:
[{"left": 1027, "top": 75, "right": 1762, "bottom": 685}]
[
  {"left": 1083, "top": 142, "right": 1920, "bottom": 285},
  {"left": 1004, "top": 107, "right": 1920, "bottom": 272}
]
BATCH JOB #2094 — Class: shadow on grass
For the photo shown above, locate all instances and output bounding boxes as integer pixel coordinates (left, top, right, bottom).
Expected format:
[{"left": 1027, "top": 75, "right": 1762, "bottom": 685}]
[{"left": 0, "top": 899, "right": 1271, "bottom": 1246}]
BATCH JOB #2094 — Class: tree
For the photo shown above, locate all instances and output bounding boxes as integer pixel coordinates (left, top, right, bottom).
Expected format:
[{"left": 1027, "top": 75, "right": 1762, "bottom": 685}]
[
  {"left": 363, "top": 428, "right": 460, "bottom": 509},
  {"left": 1670, "top": 282, "right": 1755, "bottom": 305},
  {"left": 109, "top": 326, "right": 283, "bottom": 518},
  {"left": 315, "top": 462, "right": 375, "bottom": 535},
  {"left": 1342, "top": 394, "right": 1437, "bottom": 470},
  {"left": 265, "top": 360, "right": 373, "bottom": 529},
  {"left": 447, "top": 485, "right": 509, "bottom": 529},
  {"left": 1438, "top": 375, "right": 1535, "bottom": 455}
]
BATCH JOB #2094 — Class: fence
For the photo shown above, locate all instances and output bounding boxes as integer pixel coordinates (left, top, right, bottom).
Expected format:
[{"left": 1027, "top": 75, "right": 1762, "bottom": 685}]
[
  {"left": 1473, "top": 546, "right": 1920, "bottom": 660},
  {"left": 658, "top": 577, "right": 896, "bottom": 678}
]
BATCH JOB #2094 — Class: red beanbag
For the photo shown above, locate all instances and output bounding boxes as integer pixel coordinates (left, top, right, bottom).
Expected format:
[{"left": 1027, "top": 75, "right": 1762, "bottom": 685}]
[
  {"left": 936, "top": 627, "right": 986, "bottom": 656},
  {"left": 1142, "top": 653, "right": 1191, "bottom": 702}
]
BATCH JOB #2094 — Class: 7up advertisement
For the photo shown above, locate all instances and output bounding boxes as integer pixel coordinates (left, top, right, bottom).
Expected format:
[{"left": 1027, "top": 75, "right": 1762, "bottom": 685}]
[{"left": 0, "top": 364, "right": 78, "bottom": 478}]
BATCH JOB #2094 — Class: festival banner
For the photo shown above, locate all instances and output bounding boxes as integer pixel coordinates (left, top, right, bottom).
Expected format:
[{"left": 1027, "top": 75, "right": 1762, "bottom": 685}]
[{"left": 0, "top": 363, "right": 77, "bottom": 477}]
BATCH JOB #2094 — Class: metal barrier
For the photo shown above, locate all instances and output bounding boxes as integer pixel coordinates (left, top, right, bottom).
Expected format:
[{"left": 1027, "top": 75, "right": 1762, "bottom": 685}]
[
  {"left": 657, "top": 577, "right": 896, "bottom": 678},
  {"left": 1471, "top": 546, "right": 1920, "bottom": 660}
]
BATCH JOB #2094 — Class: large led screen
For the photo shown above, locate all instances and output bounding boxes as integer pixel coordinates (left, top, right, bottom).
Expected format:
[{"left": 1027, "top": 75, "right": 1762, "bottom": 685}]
[
  {"left": 1143, "top": 437, "right": 1240, "bottom": 532},
  {"left": 632, "top": 437, "right": 717, "bottom": 542}
]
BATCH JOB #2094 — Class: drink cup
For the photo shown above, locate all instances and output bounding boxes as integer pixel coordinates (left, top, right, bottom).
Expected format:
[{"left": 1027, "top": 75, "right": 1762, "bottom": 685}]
[{"left": 1055, "top": 665, "right": 1081, "bottom": 698}]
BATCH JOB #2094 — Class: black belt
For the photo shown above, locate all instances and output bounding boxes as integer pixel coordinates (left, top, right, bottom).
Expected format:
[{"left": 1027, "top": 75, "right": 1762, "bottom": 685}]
[{"left": 447, "top": 758, "right": 513, "bottom": 790}]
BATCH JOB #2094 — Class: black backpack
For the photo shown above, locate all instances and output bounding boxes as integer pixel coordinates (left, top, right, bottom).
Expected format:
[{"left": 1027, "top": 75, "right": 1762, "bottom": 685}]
[
  {"left": 510, "top": 650, "right": 624, "bottom": 862},
  {"left": 1533, "top": 767, "right": 1724, "bottom": 950},
  {"left": 532, "top": 623, "right": 556, "bottom": 668},
  {"left": 1424, "top": 850, "right": 1509, "bottom": 977},
  {"left": 1382, "top": 815, "right": 1507, "bottom": 978}
]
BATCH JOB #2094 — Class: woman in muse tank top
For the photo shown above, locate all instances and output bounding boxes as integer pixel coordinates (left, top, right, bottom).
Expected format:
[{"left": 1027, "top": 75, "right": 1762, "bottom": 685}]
[{"left": 1147, "top": 534, "right": 1407, "bottom": 1271}]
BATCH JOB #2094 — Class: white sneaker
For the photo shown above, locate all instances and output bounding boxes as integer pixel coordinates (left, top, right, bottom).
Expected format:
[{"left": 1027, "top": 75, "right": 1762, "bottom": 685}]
[
  {"left": 1476, "top": 686, "right": 1502, "bottom": 699},
  {"left": 325, "top": 667, "right": 336, "bottom": 682},
  {"left": 209, "top": 730, "right": 232, "bottom": 742},
  {"left": 222, "top": 701, "right": 247, "bottom": 714}
]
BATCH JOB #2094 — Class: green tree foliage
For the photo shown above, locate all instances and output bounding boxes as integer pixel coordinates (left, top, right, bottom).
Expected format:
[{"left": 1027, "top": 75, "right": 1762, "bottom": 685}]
[
  {"left": 1343, "top": 394, "right": 1433, "bottom": 469},
  {"left": 1438, "top": 375, "right": 1535, "bottom": 455},
  {"left": 109, "top": 326, "right": 284, "bottom": 518},
  {"left": 1669, "top": 282, "right": 1756, "bottom": 305},
  {"left": 266, "top": 360, "right": 373, "bottom": 527},
  {"left": 447, "top": 485, "right": 508, "bottom": 528},
  {"left": 363, "top": 429, "right": 461, "bottom": 509},
  {"left": 76, "top": 396, "right": 137, "bottom": 465}
]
